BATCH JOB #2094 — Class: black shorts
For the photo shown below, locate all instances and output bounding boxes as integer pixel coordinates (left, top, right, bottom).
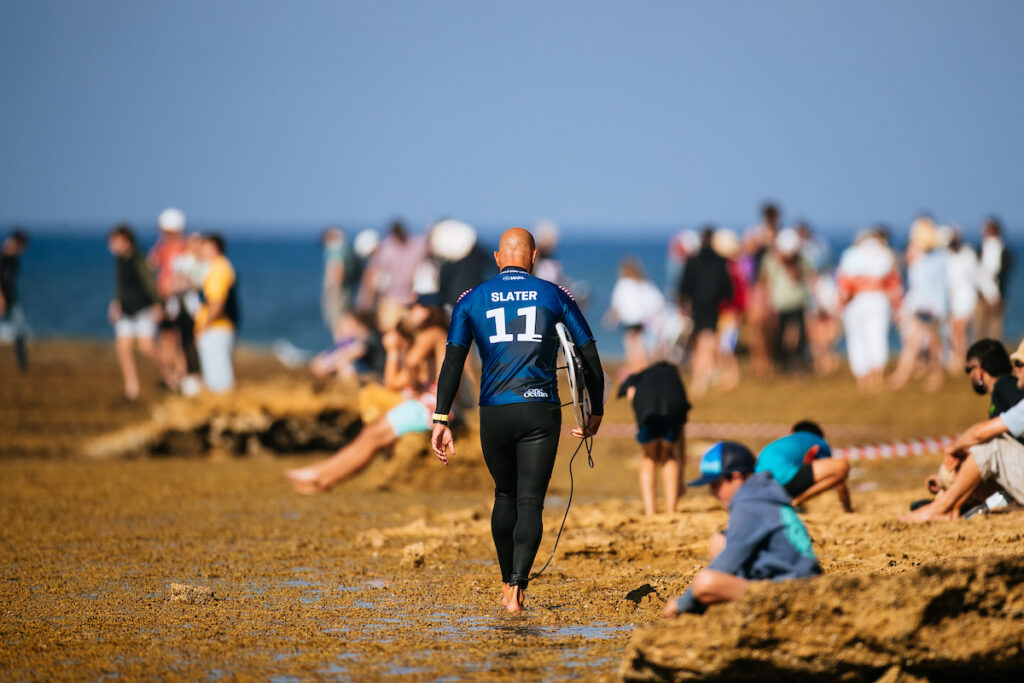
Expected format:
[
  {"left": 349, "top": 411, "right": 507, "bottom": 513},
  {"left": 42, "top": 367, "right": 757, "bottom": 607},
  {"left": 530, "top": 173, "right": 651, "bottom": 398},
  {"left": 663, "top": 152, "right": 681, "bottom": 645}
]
[
  {"left": 783, "top": 463, "right": 815, "bottom": 498},
  {"left": 636, "top": 414, "right": 683, "bottom": 444}
]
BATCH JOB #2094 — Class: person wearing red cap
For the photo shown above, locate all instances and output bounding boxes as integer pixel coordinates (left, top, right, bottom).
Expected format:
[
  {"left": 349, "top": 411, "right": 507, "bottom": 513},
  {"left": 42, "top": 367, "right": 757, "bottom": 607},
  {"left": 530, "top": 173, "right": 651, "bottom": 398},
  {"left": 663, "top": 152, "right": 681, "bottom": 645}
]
[{"left": 664, "top": 441, "right": 822, "bottom": 617}]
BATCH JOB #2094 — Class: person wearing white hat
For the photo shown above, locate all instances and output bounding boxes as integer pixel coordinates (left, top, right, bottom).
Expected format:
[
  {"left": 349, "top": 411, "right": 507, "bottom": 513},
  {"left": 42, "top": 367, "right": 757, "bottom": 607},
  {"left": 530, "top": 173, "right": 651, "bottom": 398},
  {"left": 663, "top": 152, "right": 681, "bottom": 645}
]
[{"left": 148, "top": 208, "right": 189, "bottom": 392}]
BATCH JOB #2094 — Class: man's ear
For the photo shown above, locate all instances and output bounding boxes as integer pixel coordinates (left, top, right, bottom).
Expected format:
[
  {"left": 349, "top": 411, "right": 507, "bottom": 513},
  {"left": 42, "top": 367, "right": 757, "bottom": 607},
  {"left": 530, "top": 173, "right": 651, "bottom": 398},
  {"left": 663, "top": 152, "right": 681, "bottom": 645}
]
[{"left": 494, "top": 251, "right": 501, "bottom": 269}]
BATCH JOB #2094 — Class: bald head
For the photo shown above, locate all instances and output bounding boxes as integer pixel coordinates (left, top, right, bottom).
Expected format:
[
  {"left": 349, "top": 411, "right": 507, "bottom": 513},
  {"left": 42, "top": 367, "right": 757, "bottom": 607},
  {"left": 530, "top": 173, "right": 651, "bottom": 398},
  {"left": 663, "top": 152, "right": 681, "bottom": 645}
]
[{"left": 494, "top": 227, "right": 537, "bottom": 272}]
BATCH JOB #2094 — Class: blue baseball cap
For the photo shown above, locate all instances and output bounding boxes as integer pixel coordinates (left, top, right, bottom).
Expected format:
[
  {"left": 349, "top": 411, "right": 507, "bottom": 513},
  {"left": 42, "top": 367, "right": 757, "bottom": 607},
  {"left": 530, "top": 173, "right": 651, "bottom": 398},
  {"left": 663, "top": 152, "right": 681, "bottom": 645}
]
[{"left": 687, "top": 441, "right": 756, "bottom": 487}]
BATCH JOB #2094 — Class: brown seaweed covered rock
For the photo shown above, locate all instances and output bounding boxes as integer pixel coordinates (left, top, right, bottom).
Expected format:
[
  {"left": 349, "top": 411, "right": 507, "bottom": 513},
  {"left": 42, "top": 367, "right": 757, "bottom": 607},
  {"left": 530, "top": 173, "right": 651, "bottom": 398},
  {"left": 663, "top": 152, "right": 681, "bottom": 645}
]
[{"left": 622, "top": 555, "right": 1024, "bottom": 682}]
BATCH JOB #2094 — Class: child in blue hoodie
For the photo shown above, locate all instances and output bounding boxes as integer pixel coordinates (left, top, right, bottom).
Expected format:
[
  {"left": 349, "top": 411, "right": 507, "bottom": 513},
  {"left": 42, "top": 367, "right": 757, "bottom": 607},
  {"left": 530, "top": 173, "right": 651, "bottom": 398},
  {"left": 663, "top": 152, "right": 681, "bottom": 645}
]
[{"left": 664, "top": 441, "right": 822, "bottom": 617}]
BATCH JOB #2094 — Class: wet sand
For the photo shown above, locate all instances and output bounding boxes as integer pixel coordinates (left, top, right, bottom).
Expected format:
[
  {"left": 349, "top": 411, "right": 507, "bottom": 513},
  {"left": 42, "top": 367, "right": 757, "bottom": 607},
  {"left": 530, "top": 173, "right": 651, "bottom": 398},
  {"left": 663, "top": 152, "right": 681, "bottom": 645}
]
[{"left": 1, "top": 341, "right": 1016, "bottom": 681}]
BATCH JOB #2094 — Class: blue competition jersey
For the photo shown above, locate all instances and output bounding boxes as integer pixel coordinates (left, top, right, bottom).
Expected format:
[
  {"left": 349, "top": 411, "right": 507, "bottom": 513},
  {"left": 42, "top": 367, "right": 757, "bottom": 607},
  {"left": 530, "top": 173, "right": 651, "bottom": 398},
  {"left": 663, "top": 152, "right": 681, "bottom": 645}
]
[
  {"left": 755, "top": 432, "right": 832, "bottom": 487},
  {"left": 448, "top": 267, "right": 596, "bottom": 406}
]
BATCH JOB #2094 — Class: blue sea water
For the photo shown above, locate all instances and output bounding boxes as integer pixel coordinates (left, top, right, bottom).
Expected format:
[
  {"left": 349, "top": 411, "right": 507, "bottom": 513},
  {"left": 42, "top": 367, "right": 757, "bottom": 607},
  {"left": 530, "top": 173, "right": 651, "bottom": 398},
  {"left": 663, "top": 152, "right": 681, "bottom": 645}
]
[{"left": 9, "top": 230, "right": 1024, "bottom": 358}]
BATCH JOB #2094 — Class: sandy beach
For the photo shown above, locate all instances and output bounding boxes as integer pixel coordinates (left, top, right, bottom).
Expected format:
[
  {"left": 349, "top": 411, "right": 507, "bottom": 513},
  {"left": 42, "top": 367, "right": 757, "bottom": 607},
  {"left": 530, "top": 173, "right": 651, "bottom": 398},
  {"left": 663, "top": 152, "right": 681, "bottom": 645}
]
[{"left": 2, "top": 341, "right": 1021, "bottom": 681}]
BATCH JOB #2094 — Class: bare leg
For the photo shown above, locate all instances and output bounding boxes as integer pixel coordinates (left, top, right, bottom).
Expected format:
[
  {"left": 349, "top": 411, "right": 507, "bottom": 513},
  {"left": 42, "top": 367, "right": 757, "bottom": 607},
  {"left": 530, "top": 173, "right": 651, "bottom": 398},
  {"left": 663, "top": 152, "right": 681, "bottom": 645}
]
[
  {"left": 708, "top": 531, "right": 726, "bottom": 560},
  {"left": 689, "top": 568, "right": 750, "bottom": 606},
  {"left": 137, "top": 335, "right": 157, "bottom": 363},
  {"left": 505, "top": 584, "right": 526, "bottom": 613},
  {"left": 689, "top": 330, "right": 717, "bottom": 398},
  {"left": 639, "top": 443, "right": 659, "bottom": 516},
  {"left": 116, "top": 335, "right": 141, "bottom": 400},
  {"left": 901, "top": 455, "right": 982, "bottom": 522},
  {"left": 888, "top": 321, "right": 922, "bottom": 390},
  {"left": 791, "top": 458, "right": 852, "bottom": 510},
  {"left": 718, "top": 350, "right": 740, "bottom": 392},
  {"left": 948, "top": 317, "right": 968, "bottom": 375},
  {"left": 660, "top": 440, "right": 681, "bottom": 514},
  {"left": 623, "top": 329, "right": 648, "bottom": 373},
  {"left": 285, "top": 418, "right": 397, "bottom": 493}
]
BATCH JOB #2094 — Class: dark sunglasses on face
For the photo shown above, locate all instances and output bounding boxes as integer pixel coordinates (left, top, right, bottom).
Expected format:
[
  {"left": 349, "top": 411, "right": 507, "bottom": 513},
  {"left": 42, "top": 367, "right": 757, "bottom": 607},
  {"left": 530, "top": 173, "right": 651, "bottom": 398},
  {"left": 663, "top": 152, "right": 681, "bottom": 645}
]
[
  {"left": 1015, "top": 360, "right": 1024, "bottom": 369},
  {"left": 964, "top": 365, "right": 979, "bottom": 375}
]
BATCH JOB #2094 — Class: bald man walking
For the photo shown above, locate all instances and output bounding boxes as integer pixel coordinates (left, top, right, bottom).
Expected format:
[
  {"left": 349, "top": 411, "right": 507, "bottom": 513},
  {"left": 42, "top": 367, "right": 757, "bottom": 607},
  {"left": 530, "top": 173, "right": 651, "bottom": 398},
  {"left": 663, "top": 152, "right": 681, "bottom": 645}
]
[{"left": 431, "top": 227, "right": 605, "bottom": 612}]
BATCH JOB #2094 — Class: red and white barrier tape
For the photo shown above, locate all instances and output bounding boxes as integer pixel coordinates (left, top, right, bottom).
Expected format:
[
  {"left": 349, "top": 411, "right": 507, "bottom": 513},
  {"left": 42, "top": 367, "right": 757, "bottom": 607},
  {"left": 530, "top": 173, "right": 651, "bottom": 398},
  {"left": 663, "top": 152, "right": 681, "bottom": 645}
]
[
  {"left": 564, "top": 422, "right": 878, "bottom": 441},
  {"left": 566, "top": 423, "right": 955, "bottom": 462},
  {"left": 832, "top": 435, "right": 955, "bottom": 461}
]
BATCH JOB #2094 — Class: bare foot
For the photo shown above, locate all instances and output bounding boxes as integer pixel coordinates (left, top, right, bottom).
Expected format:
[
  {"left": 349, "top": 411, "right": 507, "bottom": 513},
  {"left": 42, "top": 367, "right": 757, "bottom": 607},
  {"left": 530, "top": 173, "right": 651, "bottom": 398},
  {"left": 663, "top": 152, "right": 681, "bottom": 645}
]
[
  {"left": 285, "top": 467, "right": 325, "bottom": 495},
  {"left": 899, "top": 503, "right": 954, "bottom": 523},
  {"left": 504, "top": 585, "right": 526, "bottom": 613}
]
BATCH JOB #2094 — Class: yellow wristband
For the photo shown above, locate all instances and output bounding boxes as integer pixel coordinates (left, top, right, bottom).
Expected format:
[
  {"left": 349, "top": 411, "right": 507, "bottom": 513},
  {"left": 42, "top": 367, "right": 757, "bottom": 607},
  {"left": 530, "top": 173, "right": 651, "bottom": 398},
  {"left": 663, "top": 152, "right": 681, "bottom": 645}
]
[{"left": 432, "top": 413, "right": 449, "bottom": 423}]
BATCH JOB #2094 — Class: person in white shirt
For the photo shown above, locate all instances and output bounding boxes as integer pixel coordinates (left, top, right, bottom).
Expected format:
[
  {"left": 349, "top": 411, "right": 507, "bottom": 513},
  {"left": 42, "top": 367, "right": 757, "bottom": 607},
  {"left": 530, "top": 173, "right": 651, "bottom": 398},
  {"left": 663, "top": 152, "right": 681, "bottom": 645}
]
[
  {"left": 834, "top": 229, "right": 902, "bottom": 392},
  {"left": 975, "top": 217, "right": 1011, "bottom": 340},
  {"left": 946, "top": 230, "right": 1000, "bottom": 375},
  {"left": 604, "top": 259, "right": 666, "bottom": 373}
]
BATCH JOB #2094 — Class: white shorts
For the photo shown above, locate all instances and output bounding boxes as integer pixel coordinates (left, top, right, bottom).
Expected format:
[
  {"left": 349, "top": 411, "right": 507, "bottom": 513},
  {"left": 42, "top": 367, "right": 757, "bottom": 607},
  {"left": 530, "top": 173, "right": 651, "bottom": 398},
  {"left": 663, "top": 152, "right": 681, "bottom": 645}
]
[
  {"left": 842, "top": 293, "right": 890, "bottom": 377},
  {"left": 115, "top": 310, "right": 156, "bottom": 339}
]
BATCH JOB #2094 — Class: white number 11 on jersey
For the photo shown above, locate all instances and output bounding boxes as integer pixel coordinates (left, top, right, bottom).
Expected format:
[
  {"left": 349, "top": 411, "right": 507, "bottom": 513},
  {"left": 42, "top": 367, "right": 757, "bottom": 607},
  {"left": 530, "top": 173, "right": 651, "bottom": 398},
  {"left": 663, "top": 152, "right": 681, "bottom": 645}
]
[{"left": 487, "top": 306, "right": 542, "bottom": 343}]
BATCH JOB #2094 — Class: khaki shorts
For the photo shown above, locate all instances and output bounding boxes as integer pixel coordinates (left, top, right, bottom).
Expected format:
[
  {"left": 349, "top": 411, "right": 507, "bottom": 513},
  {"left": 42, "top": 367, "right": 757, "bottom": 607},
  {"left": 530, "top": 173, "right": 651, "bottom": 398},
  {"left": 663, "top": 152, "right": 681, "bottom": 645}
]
[{"left": 970, "top": 434, "right": 1024, "bottom": 505}]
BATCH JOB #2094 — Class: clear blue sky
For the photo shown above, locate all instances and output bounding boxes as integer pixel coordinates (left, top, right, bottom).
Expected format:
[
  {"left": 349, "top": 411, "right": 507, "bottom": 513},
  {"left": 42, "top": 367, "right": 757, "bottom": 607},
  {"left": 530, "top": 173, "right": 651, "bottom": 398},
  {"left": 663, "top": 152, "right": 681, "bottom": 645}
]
[{"left": 2, "top": 1, "right": 1022, "bottom": 235}]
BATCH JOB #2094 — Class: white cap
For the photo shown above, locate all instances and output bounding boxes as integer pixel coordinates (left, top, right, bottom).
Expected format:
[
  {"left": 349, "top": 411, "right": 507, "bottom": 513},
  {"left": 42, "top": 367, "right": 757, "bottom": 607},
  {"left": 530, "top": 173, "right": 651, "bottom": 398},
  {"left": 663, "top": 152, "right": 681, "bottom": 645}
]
[
  {"left": 776, "top": 227, "right": 801, "bottom": 255},
  {"left": 158, "top": 208, "right": 186, "bottom": 233},
  {"left": 429, "top": 219, "right": 477, "bottom": 261},
  {"left": 353, "top": 229, "right": 381, "bottom": 259}
]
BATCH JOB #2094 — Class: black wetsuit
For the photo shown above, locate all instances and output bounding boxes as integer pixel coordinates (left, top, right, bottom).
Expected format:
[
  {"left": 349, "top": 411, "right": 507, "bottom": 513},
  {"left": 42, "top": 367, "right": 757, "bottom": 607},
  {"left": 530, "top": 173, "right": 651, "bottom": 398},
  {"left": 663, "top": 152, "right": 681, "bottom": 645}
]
[{"left": 434, "top": 266, "right": 604, "bottom": 589}]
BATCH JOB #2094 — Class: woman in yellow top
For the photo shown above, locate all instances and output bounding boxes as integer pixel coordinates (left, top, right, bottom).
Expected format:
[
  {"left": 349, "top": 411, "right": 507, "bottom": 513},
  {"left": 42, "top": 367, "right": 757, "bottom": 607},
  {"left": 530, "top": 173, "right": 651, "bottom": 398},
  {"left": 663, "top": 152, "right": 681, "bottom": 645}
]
[{"left": 194, "top": 234, "right": 238, "bottom": 393}]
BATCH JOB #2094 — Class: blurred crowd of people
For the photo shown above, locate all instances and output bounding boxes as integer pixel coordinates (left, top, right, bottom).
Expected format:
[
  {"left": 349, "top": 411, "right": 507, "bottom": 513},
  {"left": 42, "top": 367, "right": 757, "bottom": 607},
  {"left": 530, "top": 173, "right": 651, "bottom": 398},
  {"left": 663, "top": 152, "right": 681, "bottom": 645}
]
[
  {"left": 105, "top": 209, "right": 240, "bottom": 401},
  {"left": 604, "top": 203, "right": 1014, "bottom": 397}
]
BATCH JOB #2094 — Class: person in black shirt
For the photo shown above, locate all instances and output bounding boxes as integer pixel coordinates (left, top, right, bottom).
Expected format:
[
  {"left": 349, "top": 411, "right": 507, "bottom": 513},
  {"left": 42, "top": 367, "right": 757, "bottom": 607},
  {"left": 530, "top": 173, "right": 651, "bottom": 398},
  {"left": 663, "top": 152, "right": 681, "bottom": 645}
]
[
  {"left": 0, "top": 229, "right": 30, "bottom": 372},
  {"left": 678, "top": 228, "right": 733, "bottom": 397},
  {"left": 618, "top": 361, "right": 691, "bottom": 515},
  {"left": 108, "top": 224, "right": 160, "bottom": 401}
]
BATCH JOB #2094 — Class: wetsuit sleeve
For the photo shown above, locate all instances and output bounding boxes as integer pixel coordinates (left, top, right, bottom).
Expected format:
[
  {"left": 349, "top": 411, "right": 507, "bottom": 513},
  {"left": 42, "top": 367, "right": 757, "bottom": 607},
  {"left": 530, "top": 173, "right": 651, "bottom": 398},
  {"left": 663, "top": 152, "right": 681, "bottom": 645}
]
[
  {"left": 580, "top": 341, "right": 605, "bottom": 416},
  {"left": 446, "top": 292, "right": 474, "bottom": 348},
  {"left": 557, "top": 286, "right": 596, "bottom": 347},
  {"left": 434, "top": 344, "right": 469, "bottom": 417}
]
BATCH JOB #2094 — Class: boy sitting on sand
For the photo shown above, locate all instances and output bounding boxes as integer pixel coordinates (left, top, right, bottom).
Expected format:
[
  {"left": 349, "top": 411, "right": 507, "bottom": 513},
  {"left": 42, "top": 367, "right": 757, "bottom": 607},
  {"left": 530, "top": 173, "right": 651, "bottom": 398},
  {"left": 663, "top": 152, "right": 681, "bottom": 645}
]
[
  {"left": 755, "top": 421, "right": 853, "bottom": 512},
  {"left": 617, "top": 360, "right": 691, "bottom": 515},
  {"left": 664, "top": 441, "right": 822, "bottom": 617}
]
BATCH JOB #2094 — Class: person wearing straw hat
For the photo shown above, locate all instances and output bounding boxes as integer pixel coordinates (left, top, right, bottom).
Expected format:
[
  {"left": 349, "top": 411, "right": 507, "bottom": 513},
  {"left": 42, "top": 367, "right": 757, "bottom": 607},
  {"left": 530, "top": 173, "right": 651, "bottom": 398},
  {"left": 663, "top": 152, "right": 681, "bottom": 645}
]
[
  {"left": 889, "top": 216, "right": 948, "bottom": 391},
  {"left": 1011, "top": 338, "right": 1024, "bottom": 390}
]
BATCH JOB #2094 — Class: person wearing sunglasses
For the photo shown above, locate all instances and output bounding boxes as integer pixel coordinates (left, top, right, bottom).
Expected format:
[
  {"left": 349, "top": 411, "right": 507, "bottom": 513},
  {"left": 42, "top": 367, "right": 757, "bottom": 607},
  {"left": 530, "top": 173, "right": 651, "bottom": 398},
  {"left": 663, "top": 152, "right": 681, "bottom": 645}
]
[{"left": 903, "top": 348, "right": 1024, "bottom": 522}]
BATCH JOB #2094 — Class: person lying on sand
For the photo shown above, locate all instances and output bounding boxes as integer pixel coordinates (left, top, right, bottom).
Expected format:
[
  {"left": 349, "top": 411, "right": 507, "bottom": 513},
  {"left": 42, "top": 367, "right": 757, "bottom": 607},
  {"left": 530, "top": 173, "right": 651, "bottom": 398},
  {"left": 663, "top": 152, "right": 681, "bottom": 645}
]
[
  {"left": 901, "top": 395, "right": 1024, "bottom": 522},
  {"left": 617, "top": 360, "right": 690, "bottom": 516},
  {"left": 664, "top": 441, "right": 822, "bottom": 618},
  {"left": 285, "top": 295, "right": 448, "bottom": 493},
  {"left": 754, "top": 421, "right": 853, "bottom": 512}
]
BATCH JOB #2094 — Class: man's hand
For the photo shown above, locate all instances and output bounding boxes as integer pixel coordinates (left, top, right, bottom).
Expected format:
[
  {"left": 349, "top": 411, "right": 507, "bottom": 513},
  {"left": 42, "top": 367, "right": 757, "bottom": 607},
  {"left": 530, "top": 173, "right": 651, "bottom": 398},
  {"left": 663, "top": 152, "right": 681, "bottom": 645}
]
[
  {"left": 663, "top": 597, "right": 680, "bottom": 619},
  {"left": 571, "top": 413, "right": 603, "bottom": 439},
  {"left": 431, "top": 423, "right": 455, "bottom": 465},
  {"left": 108, "top": 300, "right": 121, "bottom": 323}
]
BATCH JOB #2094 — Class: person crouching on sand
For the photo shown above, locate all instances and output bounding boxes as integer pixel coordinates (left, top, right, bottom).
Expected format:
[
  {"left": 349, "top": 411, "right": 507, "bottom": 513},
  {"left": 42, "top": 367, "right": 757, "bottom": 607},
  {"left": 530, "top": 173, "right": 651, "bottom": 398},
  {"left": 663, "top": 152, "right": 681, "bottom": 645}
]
[
  {"left": 664, "top": 441, "right": 822, "bottom": 617},
  {"left": 617, "top": 359, "right": 690, "bottom": 516},
  {"left": 754, "top": 421, "right": 853, "bottom": 512}
]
